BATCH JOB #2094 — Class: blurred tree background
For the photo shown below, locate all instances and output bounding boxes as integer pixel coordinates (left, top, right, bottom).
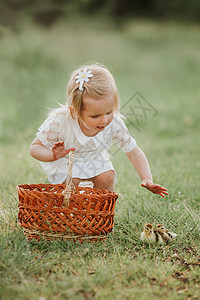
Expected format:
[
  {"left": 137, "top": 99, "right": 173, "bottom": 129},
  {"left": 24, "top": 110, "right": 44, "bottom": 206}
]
[{"left": 0, "top": 0, "right": 200, "bottom": 29}]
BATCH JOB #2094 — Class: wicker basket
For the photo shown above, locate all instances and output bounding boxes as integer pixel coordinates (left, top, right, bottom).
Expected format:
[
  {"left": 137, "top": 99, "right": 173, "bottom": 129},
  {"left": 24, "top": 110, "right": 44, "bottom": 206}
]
[{"left": 17, "top": 151, "right": 118, "bottom": 242}]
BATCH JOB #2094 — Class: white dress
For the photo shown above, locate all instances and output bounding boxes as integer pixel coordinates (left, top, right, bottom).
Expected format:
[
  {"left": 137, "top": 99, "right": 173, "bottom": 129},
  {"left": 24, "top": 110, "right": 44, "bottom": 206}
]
[{"left": 36, "top": 106, "right": 136, "bottom": 184}]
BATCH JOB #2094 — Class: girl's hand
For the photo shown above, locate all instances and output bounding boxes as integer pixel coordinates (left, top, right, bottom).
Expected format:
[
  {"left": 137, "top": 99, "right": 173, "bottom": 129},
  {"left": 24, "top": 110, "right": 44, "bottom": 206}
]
[
  {"left": 141, "top": 179, "right": 168, "bottom": 198},
  {"left": 52, "top": 141, "right": 75, "bottom": 160}
]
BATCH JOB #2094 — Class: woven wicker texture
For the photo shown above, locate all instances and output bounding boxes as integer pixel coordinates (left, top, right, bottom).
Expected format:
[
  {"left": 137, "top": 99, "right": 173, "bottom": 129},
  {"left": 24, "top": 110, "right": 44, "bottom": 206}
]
[
  {"left": 17, "top": 151, "right": 118, "bottom": 241},
  {"left": 17, "top": 183, "right": 118, "bottom": 241}
]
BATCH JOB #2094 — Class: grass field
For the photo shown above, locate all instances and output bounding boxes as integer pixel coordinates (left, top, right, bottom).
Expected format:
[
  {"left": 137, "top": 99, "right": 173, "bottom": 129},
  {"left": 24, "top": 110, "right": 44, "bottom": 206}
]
[{"left": 0, "top": 19, "right": 199, "bottom": 300}]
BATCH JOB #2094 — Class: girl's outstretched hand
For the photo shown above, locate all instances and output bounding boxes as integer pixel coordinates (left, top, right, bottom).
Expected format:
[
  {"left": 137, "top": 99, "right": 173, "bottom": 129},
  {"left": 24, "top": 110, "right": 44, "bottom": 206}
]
[
  {"left": 52, "top": 141, "right": 75, "bottom": 160},
  {"left": 141, "top": 179, "right": 168, "bottom": 198}
]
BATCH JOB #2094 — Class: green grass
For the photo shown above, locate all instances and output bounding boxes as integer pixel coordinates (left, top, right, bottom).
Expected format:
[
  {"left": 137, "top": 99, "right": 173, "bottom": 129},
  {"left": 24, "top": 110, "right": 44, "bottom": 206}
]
[{"left": 0, "top": 19, "right": 200, "bottom": 299}]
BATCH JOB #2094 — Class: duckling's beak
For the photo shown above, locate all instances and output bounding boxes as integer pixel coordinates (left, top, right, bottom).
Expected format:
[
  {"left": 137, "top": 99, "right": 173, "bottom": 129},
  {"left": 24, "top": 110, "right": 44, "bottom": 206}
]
[{"left": 150, "top": 230, "right": 153, "bottom": 234}]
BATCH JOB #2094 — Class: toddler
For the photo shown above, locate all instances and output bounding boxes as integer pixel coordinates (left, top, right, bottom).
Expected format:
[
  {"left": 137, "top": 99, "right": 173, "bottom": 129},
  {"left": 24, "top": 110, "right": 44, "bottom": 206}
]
[{"left": 30, "top": 63, "right": 168, "bottom": 197}]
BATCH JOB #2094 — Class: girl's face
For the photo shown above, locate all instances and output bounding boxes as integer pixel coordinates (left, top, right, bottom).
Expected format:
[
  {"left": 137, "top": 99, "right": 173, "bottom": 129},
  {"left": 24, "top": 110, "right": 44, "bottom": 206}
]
[{"left": 79, "top": 94, "right": 115, "bottom": 136}]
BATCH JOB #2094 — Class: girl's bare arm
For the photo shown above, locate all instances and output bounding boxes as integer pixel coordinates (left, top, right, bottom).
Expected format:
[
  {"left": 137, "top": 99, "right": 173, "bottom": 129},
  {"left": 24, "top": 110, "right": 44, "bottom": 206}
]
[
  {"left": 29, "top": 138, "right": 75, "bottom": 162},
  {"left": 126, "top": 146, "right": 168, "bottom": 197}
]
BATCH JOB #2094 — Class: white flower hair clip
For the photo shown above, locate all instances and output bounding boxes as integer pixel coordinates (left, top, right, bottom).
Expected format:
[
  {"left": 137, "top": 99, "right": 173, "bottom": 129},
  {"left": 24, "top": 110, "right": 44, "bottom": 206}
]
[{"left": 75, "top": 67, "right": 93, "bottom": 91}]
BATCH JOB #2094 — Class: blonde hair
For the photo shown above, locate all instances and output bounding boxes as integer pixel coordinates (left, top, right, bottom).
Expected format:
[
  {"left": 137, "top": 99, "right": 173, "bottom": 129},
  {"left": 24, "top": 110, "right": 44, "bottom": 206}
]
[{"left": 67, "top": 63, "right": 119, "bottom": 118}]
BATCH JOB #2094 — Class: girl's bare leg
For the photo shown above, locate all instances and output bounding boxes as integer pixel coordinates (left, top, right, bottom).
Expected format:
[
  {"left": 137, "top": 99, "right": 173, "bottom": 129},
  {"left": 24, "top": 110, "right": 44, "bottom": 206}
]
[
  {"left": 72, "top": 178, "right": 80, "bottom": 187},
  {"left": 70, "top": 171, "right": 115, "bottom": 191},
  {"left": 91, "top": 170, "right": 115, "bottom": 191}
]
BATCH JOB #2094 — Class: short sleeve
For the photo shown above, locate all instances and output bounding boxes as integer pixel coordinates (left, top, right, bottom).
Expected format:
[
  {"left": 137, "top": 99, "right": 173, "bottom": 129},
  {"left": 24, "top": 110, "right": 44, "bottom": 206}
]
[
  {"left": 36, "top": 113, "right": 62, "bottom": 148},
  {"left": 112, "top": 115, "right": 136, "bottom": 153}
]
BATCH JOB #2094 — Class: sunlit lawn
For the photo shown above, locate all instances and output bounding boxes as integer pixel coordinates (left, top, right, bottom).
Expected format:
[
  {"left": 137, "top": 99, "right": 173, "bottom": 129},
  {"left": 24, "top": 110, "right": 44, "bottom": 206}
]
[{"left": 0, "top": 19, "right": 199, "bottom": 299}]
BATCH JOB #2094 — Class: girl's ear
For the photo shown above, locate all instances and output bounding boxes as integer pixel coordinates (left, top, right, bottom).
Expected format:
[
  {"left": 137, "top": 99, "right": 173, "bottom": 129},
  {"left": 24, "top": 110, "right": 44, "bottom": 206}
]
[{"left": 69, "top": 106, "right": 76, "bottom": 119}]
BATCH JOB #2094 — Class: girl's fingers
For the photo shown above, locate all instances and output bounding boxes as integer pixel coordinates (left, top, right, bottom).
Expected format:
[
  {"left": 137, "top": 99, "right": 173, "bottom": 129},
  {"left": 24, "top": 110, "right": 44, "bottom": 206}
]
[
  {"left": 156, "top": 189, "right": 168, "bottom": 195},
  {"left": 160, "top": 193, "right": 165, "bottom": 198},
  {"left": 162, "top": 190, "right": 168, "bottom": 194},
  {"left": 153, "top": 184, "right": 167, "bottom": 191},
  {"left": 160, "top": 187, "right": 168, "bottom": 192},
  {"left": 56, "top": 141, "right": 64, "bottom": 147},
  {"left": 141, "top": 182, "right": 168, "bottom": 197},
  {"left": 158, "top": 189, "right": 168, "bottom": 195},
  {"left": 155, "top": 189, "right": 168, "bottom": 197},
  {"left": 160, "top": 191, "right": 168, "bottom": 197},
  {"left": 53, "top": 141, "right": 64, "bottom": 147},
  {"left": 53, "top": 143, "right": 61, "bottom": 149}
]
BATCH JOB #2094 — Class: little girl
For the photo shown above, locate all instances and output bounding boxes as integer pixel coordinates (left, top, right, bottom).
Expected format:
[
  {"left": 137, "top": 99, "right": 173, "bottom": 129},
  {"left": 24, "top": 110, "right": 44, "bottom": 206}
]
[{"left": 30, "top": 63, "right": 168, "bottom": 197}]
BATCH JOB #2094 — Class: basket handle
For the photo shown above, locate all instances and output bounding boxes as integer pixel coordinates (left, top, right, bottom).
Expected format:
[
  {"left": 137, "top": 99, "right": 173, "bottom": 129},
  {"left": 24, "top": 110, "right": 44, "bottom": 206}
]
[{"left": 62, "top": 150, "right": 75, "bottom": 207}]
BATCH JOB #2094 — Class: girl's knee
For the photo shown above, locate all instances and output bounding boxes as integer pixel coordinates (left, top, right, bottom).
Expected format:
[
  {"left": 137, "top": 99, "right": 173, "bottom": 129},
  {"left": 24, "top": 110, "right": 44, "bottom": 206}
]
[
  {"left": 101, "top": 171, "right": 115, "bottom": 184},
  {"left": 72, "top": 178, "right": 80, "bottom": 186},
  {"left": 92, "top": 170, "right": 115, "bottom": 190}
]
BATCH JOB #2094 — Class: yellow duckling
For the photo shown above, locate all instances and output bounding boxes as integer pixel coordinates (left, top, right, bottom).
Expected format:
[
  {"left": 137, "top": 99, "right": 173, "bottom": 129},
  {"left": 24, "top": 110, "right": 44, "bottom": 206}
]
[{"left": 140, "top": 223, "right": 156, "bottom": 243}]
